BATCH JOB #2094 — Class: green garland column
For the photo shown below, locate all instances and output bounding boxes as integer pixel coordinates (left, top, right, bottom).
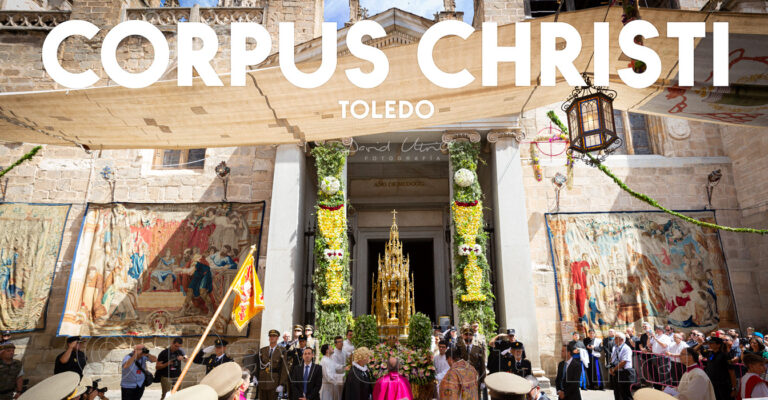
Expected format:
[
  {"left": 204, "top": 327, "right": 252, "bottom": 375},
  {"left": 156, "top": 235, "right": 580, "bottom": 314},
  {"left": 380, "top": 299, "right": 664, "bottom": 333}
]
[
  {"left": 447, "top": 141, "right": 497, "bottom": 336},
  {"left": 311, "top": 142, "right": 353, "bottom": 346}
]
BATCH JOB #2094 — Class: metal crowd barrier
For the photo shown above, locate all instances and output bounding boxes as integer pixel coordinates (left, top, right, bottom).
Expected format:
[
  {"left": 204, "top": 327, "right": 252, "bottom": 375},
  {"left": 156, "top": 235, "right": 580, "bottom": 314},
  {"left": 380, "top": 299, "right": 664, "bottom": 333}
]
[{"left": 629, "top": 350, "right": 748, "bottom": 389}]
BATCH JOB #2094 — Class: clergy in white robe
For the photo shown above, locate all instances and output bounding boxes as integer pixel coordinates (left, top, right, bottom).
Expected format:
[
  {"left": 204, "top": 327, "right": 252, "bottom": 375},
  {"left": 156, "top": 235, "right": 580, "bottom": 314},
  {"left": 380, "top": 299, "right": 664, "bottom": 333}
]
[
  {"left": 320, "top": 344, "right": 345, "bottom": 400},
  {"left": 332, "top": 336, "right": 348, "bottom": 373},
  {"left": 669, "top": 347, "right": 716, "bottom": 400},
  {"left": 343, "top": 330, "right": 355, "bottom": 358}
]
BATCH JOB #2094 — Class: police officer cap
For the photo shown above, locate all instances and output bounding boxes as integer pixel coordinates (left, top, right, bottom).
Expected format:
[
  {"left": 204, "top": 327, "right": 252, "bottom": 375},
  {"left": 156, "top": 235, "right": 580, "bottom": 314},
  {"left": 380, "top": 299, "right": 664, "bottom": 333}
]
[
  {"left": 215, "top": 339, "right": 228, "bottom": 347},
  {"left": 200, "top": 362, "right": 244, "bottom": 397},
  {"left": 1, "top": 330, "right": 10, "bottom": 336},
  {"left": 485, "top": 372, "right": 530, "bottom": 400},
  {"left": 633, "top": 388, "right": 677, "bottom": 400},
  {"left": 0, "top": 342, "right": 15, "bottom": 350},
  {"left": 461, "top": 326, "right": 472, "bottom": 335},
  {"left": 510, "top": 341, "right": 524, "bottom": 350},
  {"left": 167, "top": 384, "right": 218, "bottom": 400},
  {"left": 293, "top": 324, "right": 303, "bottom": 331},
  {"left": 506, "top": 329, "right": 516, "bottom": 336},
  {"left": 305, "top": 324, "right": 314, "bottom": 331},
  {"left": 268, "top": 329, "right": 280, "bottom": 337},
  {"left": 19, "top": 371, "right": 79, "bottom": 400},
  {"left": 298, "top": 334, "right": 308, "bottom": 341}
]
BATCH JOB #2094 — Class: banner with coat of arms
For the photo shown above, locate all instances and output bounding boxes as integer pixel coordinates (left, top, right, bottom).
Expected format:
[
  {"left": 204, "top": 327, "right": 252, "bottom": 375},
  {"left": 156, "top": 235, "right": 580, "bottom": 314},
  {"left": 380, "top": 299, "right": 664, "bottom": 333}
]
[{"left": 58, "top": 202, "right": 265, "bottom": 337}]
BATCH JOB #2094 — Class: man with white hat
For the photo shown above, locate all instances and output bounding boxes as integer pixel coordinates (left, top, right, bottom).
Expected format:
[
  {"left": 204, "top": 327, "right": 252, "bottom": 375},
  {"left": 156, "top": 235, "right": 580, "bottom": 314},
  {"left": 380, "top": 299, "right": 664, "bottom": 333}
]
[
  {"left": 18, "top": 371, "right": 79, "bottom": 400},
  {"left": 0, "top": 342, "right": 22, "bottom": 400},
  {"left": 200, "top": 361, "right": 245, "bottom": 400}
]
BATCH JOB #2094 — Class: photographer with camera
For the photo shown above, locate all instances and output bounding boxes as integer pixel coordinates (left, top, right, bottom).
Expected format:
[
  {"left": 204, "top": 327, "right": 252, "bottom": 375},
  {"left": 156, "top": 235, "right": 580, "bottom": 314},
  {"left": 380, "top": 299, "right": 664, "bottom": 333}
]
[
  {"left": 156, "top": 338, "right": 186, "bottom": 399},
  {"left": 121, "top": 344, "right": 157, "bottom": 400},
  {"left": 55, "top": 336, "right": 87, "bottom": 377}
]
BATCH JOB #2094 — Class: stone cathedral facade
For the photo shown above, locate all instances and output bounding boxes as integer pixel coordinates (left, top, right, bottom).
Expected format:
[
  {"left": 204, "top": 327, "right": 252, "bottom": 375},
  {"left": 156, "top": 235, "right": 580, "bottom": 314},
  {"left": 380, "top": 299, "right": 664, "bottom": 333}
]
[{"left": 0, "top": 0, "right": 766, "bottom": 388}]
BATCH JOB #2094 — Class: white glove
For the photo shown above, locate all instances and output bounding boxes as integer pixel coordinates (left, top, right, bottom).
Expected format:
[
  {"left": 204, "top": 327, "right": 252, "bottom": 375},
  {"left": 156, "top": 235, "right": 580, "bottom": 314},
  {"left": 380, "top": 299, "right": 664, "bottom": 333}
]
[
  {"left": 501, "top": 348, "right": 511, "bottom": 356},
  {"left": 203, "top": 345, "right": 215, "bottom": 354},
  {"left": 276, "top": 385, "right": 284, "bottom": 393},
  {"left": 251, "top": 376, "right": 258, "bottom": 386},
  {"left": 480, "top": 383, "right": 486, "bottom": 390}
]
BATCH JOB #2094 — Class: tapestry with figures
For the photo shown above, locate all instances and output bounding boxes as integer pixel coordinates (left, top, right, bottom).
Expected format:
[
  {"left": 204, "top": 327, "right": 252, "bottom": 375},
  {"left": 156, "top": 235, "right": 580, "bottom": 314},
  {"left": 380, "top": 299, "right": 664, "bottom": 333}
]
[
  {"left": 545, "top": 211, "right": 736, "bottom": 334},
  {"left": 58, "top": 202, "right": 265, "bottom": 337},
  {"left": 0, "top": 203, "right": 70, "bottom": 332}
]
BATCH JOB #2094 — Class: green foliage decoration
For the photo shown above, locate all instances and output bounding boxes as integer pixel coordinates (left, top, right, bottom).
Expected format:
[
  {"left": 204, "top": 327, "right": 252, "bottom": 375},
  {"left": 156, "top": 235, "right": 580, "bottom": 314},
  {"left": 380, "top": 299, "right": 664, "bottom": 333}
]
[
  {"left": 352, "top": 314, "right": 380, "bottom": 349},
  {"left": 406, "top": 312, "right": 433, "bottom": 349},
  {"left": 0, "top": 146, "right": 42, "bottom": 179},
  {"left": 447, "top": 141, "right": 497, "bottom": 336},
  {"left": 546, "top": 111, "right": 767, "bottom": 235},
  {"left": 310, "top": 142, "right": 354, "bottom": 346}
]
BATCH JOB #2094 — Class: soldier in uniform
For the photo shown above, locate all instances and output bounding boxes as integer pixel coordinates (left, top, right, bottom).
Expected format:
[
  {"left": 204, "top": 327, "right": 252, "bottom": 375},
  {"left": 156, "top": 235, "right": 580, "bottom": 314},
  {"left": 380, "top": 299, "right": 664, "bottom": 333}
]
[
  {"left": 457, "top": 327, "right": 486, "bottom": 396},
  {"left": 488, "top": 329, "right": 518, "bottom": 374},
  {"left": 508, "top": 342, "right": 532, "bottom": 378},
  {"left": 194, "top": 339, "right": 233, "bottom": 374},
  {"left": 305, "top": 325, "right": 318, "bottom": 361},
  {"left": 0, "top": 342, "right": 23, "bottom": 400},
  {"left": 256, "top": 329, "right": 289, "bottom": 400},
  {"left": 288, "top": 335, "right": 309, "bottom": 369}
]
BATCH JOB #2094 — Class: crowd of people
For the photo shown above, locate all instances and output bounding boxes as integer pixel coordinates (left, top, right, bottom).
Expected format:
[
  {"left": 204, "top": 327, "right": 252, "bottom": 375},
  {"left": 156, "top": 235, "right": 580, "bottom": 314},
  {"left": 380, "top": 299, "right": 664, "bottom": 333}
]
[
  {"left": 555, "top": 323, "right": 768, "bottom": 400},
  {"left": 3, "top": 322, "right": 768, "bottom": 400}
]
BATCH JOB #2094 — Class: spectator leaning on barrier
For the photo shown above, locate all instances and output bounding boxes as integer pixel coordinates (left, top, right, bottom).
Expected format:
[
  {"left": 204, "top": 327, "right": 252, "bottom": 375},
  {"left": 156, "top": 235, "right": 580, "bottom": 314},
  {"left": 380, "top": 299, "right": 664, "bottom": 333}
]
[{"left": 667, "top": 333, "right": 688, "bottom": 363}]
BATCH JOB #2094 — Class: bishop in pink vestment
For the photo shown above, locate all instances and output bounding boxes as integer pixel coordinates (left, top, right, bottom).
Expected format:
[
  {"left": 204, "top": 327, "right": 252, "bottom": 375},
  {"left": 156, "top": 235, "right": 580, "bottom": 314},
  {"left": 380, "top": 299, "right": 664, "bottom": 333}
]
[{"left": 373, "top": 357, "right": 413, "bottom": 400}]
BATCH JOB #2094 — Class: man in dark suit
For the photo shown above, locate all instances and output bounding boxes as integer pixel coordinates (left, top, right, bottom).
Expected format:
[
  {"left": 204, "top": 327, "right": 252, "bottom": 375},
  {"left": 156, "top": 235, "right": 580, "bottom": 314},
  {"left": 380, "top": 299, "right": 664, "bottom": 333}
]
[
  {"left": 555, "top": 342, "right": 583, "bottom": 400},
  {"left": 457, "top": 326, "right": 486, "bottom": 395},
  {"left": 289, "top": 347, "right": 322, "bottom": 400}
]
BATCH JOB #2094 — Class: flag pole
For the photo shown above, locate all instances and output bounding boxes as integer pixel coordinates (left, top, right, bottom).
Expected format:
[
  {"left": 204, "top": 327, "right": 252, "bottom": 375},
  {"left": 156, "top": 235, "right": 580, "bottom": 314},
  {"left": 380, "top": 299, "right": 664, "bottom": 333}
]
[{"left": 170, "top": 244, "right": 256, "bottom": 394}]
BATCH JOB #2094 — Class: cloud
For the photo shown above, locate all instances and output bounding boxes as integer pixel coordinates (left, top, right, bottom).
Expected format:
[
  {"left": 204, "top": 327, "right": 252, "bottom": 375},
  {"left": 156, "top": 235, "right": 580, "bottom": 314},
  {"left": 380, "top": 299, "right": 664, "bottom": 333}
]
[{"left": 325, "top": 0, "right": 475, "bottom": 28}]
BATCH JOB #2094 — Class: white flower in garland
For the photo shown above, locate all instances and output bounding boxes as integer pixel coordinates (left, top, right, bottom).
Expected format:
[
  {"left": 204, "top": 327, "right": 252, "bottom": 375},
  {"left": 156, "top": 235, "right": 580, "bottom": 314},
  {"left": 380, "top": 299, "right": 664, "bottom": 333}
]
[
  {"left": 324, "top": 248, "right": 344, "bottom": 261},
  {"left": 453, "top": 168, "right": 475, "bottom": 188},
  {"left": 320, "top": 176, "right": 341, "bottom": 195},
  {"left": 458, "top": 243, "right": 483, "bottom": 256}
]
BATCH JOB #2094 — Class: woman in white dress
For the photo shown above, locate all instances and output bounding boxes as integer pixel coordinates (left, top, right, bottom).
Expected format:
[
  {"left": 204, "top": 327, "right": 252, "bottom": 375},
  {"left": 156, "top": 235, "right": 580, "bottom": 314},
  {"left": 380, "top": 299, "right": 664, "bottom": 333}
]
[{"left": 320, "top": 344, "right": 345, "bottom": 400}]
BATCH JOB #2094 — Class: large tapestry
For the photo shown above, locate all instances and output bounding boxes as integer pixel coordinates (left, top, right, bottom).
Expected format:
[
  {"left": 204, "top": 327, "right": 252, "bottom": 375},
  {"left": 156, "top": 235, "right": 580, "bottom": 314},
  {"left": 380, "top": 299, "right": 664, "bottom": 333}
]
[
  {"left": 59, "top": 202, "right": 265, "bottom": 337},
  {"left": 546, "top": 211, "right": 736, "bottom": 334},
  {"left": 0, "top": 203, "right": 71, "bottom": 332}
]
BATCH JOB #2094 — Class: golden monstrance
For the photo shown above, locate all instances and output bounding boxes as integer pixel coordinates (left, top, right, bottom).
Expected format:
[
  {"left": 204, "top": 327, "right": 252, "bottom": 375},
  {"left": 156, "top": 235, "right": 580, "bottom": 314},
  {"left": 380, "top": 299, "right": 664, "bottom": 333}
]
[{"left": 371, "top": 210, "right": 415, "bottom": 338}]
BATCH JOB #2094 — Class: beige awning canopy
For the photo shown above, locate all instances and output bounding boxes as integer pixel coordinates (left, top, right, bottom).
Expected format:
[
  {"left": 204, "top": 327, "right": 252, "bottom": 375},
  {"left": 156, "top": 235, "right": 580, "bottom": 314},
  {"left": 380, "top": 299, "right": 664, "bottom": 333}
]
[{"left": 1, "top": 7, "right": 766, "bottom": 149}]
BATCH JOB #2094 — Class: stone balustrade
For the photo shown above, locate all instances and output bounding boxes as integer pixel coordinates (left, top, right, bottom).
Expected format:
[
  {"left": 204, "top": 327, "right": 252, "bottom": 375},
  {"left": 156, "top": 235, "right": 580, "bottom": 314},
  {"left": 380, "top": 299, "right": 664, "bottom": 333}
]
[
  {"left": 125, "top": 6, "right": 263, "bottom": 29},
  {"left": 0, "top": 10, "right": 70, "bottom": 30}
]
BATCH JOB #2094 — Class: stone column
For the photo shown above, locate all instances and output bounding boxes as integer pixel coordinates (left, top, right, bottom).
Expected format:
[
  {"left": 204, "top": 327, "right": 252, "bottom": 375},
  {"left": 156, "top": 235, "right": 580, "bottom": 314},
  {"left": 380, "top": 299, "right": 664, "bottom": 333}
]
[
  {"left": 488, "top": 129, "right": 542, "bottom": 369},
  {"left": 260, "top": 144, "right": 306, "bottom": 344}
]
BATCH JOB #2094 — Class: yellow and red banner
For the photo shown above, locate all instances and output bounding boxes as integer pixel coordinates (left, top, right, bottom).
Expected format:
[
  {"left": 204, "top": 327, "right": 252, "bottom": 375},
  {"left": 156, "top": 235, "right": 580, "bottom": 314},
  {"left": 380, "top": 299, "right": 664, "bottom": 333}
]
[{"left": 231, "top": 247, "right": 264, "bottom": 331}]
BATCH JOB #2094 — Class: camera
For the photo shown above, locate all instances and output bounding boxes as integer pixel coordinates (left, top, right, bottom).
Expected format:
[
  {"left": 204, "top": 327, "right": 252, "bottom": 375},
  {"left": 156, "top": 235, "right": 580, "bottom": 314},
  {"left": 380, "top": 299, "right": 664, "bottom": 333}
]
[
  {"left": 142, "top": 347, "right": 150, "bottom": 355},
  {"left": 91, "top": 378, "right": 108, "bottom": 394}
]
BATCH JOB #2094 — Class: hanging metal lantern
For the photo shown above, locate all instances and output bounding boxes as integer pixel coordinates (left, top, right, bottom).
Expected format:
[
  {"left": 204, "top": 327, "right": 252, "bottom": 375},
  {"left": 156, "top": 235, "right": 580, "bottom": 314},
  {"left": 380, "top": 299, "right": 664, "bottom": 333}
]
[{"left": 562, "top": 74, "right": 622, "bottom": 164}]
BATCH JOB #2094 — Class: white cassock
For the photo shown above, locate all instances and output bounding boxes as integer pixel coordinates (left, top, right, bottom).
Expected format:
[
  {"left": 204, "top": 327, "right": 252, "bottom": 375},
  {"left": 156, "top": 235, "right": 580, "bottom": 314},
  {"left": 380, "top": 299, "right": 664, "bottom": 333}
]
[
  {"left": 667, "top": 367, "right": 716, "bottom": 400},
  {"left": 342, "top": 339, "right": 355, "bottom": 358},
  {"left": 434, "top": 353, "right": 450, "bottom": 398},
  {"left": 320, "top": 356, "right": 344, "bottom": 400},
  {"left": 332, "top": 348, "right": 348, "bottom": 372}
]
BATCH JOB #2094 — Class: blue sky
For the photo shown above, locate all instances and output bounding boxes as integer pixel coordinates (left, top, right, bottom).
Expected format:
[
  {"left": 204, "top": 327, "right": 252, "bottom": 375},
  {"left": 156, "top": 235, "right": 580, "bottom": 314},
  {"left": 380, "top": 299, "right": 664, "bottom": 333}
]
[{"left": 324, "top": 0, "right": 474, "bottom": 28}]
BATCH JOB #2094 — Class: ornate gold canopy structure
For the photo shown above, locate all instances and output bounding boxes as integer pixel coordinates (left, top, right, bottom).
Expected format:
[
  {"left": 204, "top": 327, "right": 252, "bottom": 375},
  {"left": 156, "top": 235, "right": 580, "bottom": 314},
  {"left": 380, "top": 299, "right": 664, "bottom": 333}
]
[{"left": 371, "top": 210, "right": 415, "bottom": 337}]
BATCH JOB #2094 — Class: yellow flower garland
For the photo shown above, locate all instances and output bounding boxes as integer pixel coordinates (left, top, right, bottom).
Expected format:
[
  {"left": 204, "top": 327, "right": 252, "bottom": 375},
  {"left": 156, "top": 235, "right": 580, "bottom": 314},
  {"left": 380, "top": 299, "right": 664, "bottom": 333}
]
[
  {"left": 318, "top": 206, "right": 347, "bottom": 305},
  {"left": 452, "top": 201, "right": 486, "bottom": 302}
]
